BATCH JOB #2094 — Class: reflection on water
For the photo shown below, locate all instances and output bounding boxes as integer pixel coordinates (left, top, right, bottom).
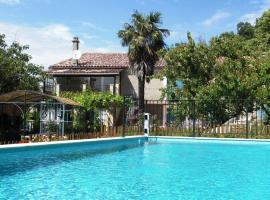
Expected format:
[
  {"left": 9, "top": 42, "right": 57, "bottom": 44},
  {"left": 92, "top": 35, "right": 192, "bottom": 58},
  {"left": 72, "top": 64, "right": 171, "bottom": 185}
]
[{"left": 0, "top": 138, "right": 147, "bottom": 177}]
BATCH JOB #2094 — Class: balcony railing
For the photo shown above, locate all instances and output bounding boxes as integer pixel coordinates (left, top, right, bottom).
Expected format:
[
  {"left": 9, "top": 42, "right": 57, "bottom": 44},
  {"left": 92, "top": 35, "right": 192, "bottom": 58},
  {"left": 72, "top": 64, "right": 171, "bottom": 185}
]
[{"left": 58, "top": 84, "right": 114, "bottom": 93}]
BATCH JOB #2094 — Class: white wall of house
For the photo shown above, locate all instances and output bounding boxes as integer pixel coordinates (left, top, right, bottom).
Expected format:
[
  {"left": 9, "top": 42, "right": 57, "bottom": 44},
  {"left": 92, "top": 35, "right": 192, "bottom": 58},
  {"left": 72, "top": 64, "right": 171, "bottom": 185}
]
[
  {"left": 145, "top": 78, "right": 164, "bottom": 100},
  {"left": 121, "top": 69, "right": 165, "bottom": 100}
]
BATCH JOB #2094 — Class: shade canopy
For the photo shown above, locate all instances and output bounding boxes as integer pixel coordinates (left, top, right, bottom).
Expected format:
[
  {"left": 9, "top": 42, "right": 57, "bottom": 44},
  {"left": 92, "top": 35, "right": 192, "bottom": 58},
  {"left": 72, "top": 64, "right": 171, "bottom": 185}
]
[{"left": 0, "top": 90, "right": 80, "bottom": 106}]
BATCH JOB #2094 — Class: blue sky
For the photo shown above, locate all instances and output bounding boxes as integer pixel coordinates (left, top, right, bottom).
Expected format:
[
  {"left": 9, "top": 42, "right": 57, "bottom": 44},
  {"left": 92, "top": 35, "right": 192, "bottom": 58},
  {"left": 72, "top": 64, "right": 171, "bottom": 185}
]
[{"left": 0, "top": 0, "right": 269, "bottom": 68}]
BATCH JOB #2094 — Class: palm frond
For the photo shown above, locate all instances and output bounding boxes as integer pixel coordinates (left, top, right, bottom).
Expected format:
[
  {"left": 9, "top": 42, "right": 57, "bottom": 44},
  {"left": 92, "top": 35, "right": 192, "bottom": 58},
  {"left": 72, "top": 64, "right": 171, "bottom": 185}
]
[{"left": 118, "top": 10, "right": 169, "bottom": 83}]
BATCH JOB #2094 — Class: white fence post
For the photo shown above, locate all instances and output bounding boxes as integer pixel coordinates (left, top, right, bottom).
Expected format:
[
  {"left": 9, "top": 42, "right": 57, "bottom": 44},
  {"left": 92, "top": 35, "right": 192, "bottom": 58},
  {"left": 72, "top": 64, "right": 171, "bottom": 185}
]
[{"left": 144, "top": 113, "right": 150, "bottom": 136}]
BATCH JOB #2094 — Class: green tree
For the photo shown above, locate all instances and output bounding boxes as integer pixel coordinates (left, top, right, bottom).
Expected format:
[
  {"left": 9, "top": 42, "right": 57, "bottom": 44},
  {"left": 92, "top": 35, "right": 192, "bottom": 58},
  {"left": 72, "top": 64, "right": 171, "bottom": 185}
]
[
  {"left": 162, "top": 9, "right": 270, "bottom": 130},
  {"left": 163, "top": 33, "right": 218, "bottom": 127},
  {"left": 118, "top": 11, "right": 169, "bottom": 112},
  {"left": 164, "top": 32, "right": 216, "bottom": 100},
  {"left": 163, "top": 31, "right": 263, "bottom": 127},
  {"left": 255, "top": 9, "right": 270, "bottom": 33},
  {"left": 243, "top": 10, "right": 270, "bottom": 53},
  {"left": 0, "top": 34, "right": 45, "bottom": 94},
  {"left": 198, "top": 32, "right": 260, "bottom": 124},
  {"left": 252, "top": 51, "right": 270, "bottom": 124},
  {"left": 244, "top": 9, "right": 270, "bottom": 123},
  {"left": 237, "top": 22, "right": 255, "bottom": 39}
]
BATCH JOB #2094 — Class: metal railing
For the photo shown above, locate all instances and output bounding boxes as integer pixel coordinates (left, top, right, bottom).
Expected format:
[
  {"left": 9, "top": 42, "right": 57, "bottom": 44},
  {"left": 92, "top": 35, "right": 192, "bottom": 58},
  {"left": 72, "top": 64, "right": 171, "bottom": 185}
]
[
  {"left": 59, "top": 84, "right": 113, "bottom": 93},
  {"left": 2, "top": 98, "right": 270, "bottom": 144},
  {"left": 0, "top": 125, "right": 138, "bottom": 145},
  {"left": 123, "top": 98, "right": 270, "bottom": 139}
]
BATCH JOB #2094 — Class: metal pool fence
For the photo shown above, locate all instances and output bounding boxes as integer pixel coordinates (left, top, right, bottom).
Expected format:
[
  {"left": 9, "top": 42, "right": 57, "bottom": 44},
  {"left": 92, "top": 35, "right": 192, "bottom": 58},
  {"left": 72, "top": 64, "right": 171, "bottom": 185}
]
[
  {"left": 122, "top": 98, "right": 270, "bottom": 139},
  {"left": 0, "top": 127, "right": 126, "bottom": 145},
  {"left": 1, "top": 97, "right": 270, "bottom": 144}
]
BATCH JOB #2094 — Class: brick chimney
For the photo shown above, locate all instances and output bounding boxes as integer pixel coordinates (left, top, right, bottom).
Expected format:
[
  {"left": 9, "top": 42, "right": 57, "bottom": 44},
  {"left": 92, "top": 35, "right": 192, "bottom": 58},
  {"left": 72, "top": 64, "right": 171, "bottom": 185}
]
[{"left": 72, "top": 37, "right": 81, "bottom": 65}]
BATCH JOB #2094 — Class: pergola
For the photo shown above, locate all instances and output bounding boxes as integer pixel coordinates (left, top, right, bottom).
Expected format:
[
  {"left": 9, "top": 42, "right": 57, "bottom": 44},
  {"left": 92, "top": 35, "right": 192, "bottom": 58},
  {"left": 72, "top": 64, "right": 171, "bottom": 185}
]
[{"left": 0, "top": 90, "right": 80, "bottom": 135}]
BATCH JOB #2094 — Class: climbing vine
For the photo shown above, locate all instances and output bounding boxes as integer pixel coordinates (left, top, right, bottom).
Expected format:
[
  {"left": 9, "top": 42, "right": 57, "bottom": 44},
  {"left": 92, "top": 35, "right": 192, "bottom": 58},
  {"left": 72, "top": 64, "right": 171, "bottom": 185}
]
[
  {"left": 61, "top": 90, "right": 124, "bottom": 133},
  {"left": 61, "top": 89, "right": 124, "bottom": 110}
]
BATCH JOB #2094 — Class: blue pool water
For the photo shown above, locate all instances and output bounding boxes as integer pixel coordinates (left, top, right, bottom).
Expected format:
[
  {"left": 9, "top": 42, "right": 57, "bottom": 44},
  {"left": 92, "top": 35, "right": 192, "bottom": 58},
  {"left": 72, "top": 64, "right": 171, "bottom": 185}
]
[{"left": 1, "top": 137, "right": 270, "bottom": 200}]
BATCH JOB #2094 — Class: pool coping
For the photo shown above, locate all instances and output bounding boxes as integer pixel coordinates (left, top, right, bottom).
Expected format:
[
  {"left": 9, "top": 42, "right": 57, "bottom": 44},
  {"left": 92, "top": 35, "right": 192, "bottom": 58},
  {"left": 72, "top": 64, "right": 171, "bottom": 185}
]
[
  {"left": 2, "top": 135, "right": 270, "bottom": 149},
  {"left": 0, "top": 135, "right": 146, "bottom": 149},
  {"left": 150, "top": 136, "right": 270, "bottom": 143}
]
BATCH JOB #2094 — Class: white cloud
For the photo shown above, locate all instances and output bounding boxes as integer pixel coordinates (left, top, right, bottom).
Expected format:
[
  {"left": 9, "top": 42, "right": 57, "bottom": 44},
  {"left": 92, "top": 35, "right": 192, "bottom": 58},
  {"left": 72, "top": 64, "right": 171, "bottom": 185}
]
[
  {"left": 81, "top": 21, "right": 108, "bottom": 32},
  {"left": 240, "top": 13, "right": 259, "bottom": 24},
  {"left": 82, "top": 33, "right": 99, "bottom": 40},
  {"left": 166, "top": 24, "right": 188, "bottom": 42},
  {"left": 202, "top": 11, "right": 231, "bottom": 27},
  {"left": 82, "top": 22, "right": 97, "bottom": 29},
  {"left": 84, "top": 39, "right": 126, "bottom": 53},
  {"left": 0, "top": 22, "right": 74, "bottom": 68},
  {"left": 168, "top": 30, "right": 187, "bottom": 42},
  {"left": 87, "top": 46, "right": 126, "bottom": 53},
  {"left": 240, "top": 0, "right": 270, "bottom": 24},
  {"left": 0, "top": 0, "right": 20, "bottom": 5},
  {"left": 0, "top": 21, "right": 125, "bottom": 69}
]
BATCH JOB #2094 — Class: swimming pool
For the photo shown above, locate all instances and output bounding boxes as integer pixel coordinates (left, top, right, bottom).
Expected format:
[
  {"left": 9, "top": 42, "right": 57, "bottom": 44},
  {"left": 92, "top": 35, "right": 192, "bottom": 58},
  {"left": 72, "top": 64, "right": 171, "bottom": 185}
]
[{"left": 1, "top": 136, "right": 270, "bottom": 200}]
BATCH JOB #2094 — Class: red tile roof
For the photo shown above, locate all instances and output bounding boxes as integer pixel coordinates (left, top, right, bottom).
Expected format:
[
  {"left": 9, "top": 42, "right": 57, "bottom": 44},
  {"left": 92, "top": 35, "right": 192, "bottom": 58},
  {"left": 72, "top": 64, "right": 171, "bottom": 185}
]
[
  {"left": 48, "top": 68, "right": 123, "bottom": 76},
  {"left": 48, "top": 53, "right": 165, "bottom": 75}
]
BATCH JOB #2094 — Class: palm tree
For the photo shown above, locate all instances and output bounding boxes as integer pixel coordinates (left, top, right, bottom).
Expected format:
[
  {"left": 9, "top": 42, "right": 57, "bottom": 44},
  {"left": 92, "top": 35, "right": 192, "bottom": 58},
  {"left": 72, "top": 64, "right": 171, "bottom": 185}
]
[{"left": 118, "top": 11, "right": 169, "bottom": 113}]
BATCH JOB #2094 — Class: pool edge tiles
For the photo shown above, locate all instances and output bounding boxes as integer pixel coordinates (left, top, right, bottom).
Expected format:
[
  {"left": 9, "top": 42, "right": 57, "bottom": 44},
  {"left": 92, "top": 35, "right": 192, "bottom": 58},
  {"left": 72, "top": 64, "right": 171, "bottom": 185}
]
[
  {"left": 148, "top": 136, "right": 270, "bottom": 145},
  {"left": 2, "top": 135, "right": 270, "bottom": 151},
  {"left": 0, "top": 135, "right": 147, "bottom": 150}
]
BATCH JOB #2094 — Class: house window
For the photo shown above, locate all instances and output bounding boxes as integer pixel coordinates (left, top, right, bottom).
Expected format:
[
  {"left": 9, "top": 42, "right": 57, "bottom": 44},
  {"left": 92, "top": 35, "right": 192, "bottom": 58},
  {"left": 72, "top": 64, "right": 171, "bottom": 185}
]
[
  {"left": 55, "top": 76, "right": 116, "bottom": 93},
  {"left": 89, "top": 77, "right": 114, "bottom": 92},
  {"left": 56, "top": 77, "right": 84, "bottom": 92}
]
